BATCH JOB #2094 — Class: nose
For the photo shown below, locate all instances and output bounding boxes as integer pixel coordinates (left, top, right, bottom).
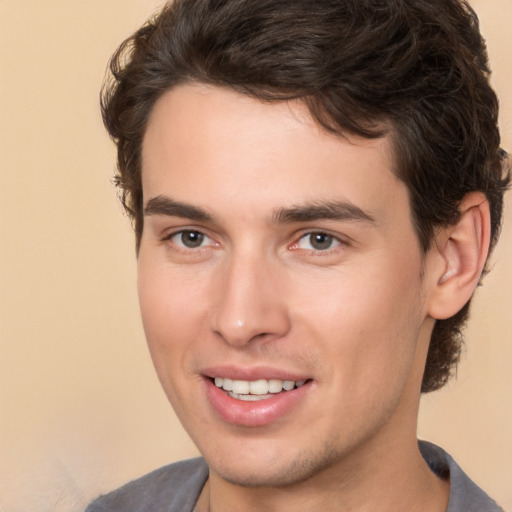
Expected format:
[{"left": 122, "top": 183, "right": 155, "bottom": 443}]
[{"left": 210, "top": 254, "right": 291, "bottom": 348}]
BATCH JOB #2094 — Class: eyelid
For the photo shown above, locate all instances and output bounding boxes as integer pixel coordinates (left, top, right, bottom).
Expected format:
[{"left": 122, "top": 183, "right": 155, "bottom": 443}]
[
  {"left": 298, "top": 232, "right": 340, "bottom": 250},
  {"left": 289, "top": 230, "right": 348, "bottom": 253},
  {"left": 162, "top": 228, "right": 218, "bottom": 250},
  {"left": 161, "top": 224, "right": 207, "bottom": 240}
]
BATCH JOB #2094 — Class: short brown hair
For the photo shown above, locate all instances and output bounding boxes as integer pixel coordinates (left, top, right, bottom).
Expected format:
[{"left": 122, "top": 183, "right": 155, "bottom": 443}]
[{"left": 101, "top": 0, "right": 509, "bottom": 392}]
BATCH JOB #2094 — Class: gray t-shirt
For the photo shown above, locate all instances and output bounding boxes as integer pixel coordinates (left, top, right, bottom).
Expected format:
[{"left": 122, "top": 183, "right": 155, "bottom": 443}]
[{"left": 85, "top": 441, "right": 503, "bottom": 511}]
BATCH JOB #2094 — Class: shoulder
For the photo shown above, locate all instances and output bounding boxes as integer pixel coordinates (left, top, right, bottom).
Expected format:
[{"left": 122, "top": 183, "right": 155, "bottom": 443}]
[
  {"left": 85, "top": 457, "right": 209, "bottom": 512},
  {"left": 419, "top": 441, "right": 504, "bottom": 512}
]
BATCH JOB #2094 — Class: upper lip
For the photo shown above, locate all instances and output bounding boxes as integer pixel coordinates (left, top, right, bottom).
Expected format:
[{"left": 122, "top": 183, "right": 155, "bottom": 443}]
[{"left": 201, "top": 365, "right": 310, "bottom": 382}]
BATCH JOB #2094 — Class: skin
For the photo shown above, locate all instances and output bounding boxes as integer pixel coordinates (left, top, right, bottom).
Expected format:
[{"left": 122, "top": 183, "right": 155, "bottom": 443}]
[{"left": 136, "top": 84, "right": 488, "bottom": 511}]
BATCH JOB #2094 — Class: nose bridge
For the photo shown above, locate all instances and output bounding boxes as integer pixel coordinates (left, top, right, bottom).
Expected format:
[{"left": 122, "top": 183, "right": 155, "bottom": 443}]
[{"left": 211, "top": 248, "right": 290, "bottom": 347}]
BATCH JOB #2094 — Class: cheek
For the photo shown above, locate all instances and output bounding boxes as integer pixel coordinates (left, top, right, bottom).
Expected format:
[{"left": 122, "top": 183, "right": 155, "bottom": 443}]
[
  {"left": 137, "top": 257, "right": 207, "bottom": 382},
  {"left": 138, "top": 252, "right": 207, "bottom": 331},
  {"left": 137, "top": 266, "right": 211, "bottom": 431},
  {"left": 294, "top": 258, "right": 424, "bottom": 386}
]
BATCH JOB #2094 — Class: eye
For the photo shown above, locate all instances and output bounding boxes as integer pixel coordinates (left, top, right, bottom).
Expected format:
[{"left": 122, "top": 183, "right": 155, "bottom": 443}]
[
  {"left": 169, "top": 230, "right": 212, "bottom": 249},
  {"left": 296, "top": 232, "right": 341, "bottom": 251}
]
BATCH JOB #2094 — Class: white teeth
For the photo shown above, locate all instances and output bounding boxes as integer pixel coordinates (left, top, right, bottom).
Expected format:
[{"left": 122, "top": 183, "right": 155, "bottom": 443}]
[
  {"left": 249, "top": 379, "right": 269, "bottom": 395},
  {"left": 232, "top": 380, "right": 250, "bottom": 394},
  {"left": 282, "top": 380, "right": 295, "bottom": 391},
  {"left": 268, "top": 379, "right": 283, "bottom": 393},
  {"left": 214, "top": 377, "right": 307, "bottom": 396},
  {"left": 230, "top": 392, "right": 273, "bottom": 401}
]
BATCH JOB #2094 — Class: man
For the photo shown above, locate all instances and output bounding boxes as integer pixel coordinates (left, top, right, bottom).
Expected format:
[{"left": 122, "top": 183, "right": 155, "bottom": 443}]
[{"left": 87, "top": 0, "right": 509, "bottom": 510}]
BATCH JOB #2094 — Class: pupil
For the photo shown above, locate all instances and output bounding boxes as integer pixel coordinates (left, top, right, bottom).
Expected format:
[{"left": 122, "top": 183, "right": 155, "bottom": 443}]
[
  {"left": 181, "top": 231, "right": 204, "bottom": 248},
  {"left": 310, "top": 233, "right": 332, "bottom": 250}
]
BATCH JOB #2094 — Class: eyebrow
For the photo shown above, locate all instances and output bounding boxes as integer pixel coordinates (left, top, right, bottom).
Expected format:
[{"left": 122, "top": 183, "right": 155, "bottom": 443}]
[
  {"left": 272, "top": 200, "right": 375, "bottom": 224},
  {"left": 144, "top": 195, "right": 375, "bottom": 225},
  {"left": 144, "top": 196, "right": 214, "bottom": 221}
]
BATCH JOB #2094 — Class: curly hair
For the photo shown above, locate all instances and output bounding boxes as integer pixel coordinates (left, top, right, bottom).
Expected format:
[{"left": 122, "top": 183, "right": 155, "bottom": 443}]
[{"left": 101, "top": 0, "right": 510, "bottom": 393}]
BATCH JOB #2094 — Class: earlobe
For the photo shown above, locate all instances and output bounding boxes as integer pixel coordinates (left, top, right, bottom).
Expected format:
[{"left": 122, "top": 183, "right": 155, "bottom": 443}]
[{"left": 427, "top": 192, "right": 491, "bottom": 320}]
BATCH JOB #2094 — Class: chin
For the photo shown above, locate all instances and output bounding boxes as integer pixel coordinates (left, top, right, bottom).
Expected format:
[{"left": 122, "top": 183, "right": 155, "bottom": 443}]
[{"left": 207, "top": 443, "right": 343, "bottom": 488}]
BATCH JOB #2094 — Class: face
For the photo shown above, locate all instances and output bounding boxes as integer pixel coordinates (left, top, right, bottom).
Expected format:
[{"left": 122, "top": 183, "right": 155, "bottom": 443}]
[{"left": 138, "top": 85, "right": 436, "bottom": 487}]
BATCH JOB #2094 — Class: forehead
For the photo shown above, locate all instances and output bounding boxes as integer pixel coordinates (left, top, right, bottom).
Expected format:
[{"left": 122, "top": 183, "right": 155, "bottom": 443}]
[{"left": 141, "top": 84, "right": 408, "bottom": 227}]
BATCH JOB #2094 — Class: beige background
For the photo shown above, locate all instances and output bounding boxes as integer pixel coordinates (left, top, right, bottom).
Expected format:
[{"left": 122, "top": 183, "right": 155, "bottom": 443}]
[{"left": 0, "top": 1, "right": 510, "bottom": 511}]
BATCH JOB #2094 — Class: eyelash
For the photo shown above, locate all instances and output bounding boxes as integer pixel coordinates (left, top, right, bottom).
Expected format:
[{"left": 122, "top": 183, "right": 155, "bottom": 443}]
[
  {"left": 291, "top": 231, "right": 345, "bottom": 254},
  {"left": 162, "top": 229, "right": 216, "bottom": 251}
]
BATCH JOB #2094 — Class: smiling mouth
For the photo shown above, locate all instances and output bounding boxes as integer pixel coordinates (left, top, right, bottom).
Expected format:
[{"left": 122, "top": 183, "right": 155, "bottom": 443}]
[{"left": 213, "top": 377, "right": 308, "bottom": 401}]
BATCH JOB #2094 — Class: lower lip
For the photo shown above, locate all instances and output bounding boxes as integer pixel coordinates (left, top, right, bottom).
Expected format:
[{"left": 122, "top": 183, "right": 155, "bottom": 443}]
[{"left": 204, "top": 378, "right": 311, "bottom": 427}]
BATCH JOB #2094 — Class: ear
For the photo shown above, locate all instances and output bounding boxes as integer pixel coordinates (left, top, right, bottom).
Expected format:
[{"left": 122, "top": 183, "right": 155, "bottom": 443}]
[{"left": 426, "top": 192, "right": 491, "bottom": 320}]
